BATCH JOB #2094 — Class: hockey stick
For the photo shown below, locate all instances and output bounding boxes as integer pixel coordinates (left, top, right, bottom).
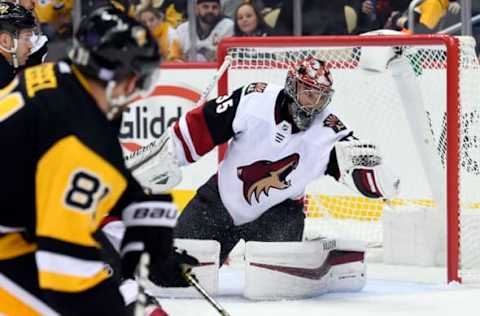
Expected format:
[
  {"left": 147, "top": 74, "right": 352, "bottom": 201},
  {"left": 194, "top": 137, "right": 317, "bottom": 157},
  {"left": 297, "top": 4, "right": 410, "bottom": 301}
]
[
  {"left": 124, "top": 56, "right": 233, "bottom": 186},
  {"left": 195, "top": 55, "right": 233, "bottom": 107},
  {"left": 134, "top": 253, "right": 150, "bottom": 316},
  {"left": 182, "top": 269, "right": 232, "bottom": 316}
]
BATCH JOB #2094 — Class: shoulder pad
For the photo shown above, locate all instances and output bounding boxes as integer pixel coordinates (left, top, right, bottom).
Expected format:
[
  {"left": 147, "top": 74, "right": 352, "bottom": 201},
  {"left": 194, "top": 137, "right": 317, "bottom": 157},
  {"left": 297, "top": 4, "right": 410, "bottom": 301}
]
[
  {"left": 23, "top": 63, "right": 60, "bottom": 98},
  {"left": 244, "top": 82, "right": 268, "bottom": 96}
]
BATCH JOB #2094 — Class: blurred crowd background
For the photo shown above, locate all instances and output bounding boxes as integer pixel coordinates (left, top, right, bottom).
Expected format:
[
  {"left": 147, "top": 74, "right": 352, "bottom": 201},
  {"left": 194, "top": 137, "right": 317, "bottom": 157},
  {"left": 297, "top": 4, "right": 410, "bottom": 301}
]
[{"left": 12, "top": 0, "right": 480, "bottom": 62}]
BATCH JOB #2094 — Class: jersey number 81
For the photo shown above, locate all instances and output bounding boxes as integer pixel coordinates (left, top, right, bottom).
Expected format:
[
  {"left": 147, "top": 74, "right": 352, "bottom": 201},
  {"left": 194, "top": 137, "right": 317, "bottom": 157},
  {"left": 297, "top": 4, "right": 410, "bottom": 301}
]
[{"left": 65, "top": 170, "right": 109, "bottom": 212}]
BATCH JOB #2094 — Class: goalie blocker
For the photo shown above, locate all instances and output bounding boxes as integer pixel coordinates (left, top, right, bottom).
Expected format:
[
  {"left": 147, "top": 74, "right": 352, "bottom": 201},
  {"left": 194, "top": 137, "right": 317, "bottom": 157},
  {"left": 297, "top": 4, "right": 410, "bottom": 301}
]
[
  {"left": 123, "top": 130, "right": 183, "bottom": 194},
  {"left": 244, "top": 238, "right": 367, "bottom": 300}
]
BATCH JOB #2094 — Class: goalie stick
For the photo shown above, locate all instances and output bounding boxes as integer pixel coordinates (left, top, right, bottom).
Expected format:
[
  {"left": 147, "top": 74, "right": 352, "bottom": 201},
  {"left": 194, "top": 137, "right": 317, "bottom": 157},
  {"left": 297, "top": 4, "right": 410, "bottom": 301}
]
[
  {"left": 124, "top": 56, "right": 233, "bottom": 192},
  {"left": 196, "top": 55, "right": 233, "bottom": 108},
  {"left": 135, "top": 255, "right": 232, "bottom": 316},
  {"left": 182, "top": 269, "right": 232, "bottom": 316},
  {"left": 134, "top": 253, "right": 150, "bottom": 316}
]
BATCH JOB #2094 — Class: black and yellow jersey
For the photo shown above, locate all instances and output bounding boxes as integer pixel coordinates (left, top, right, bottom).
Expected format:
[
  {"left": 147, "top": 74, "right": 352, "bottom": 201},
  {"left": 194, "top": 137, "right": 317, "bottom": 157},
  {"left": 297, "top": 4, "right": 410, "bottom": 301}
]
[{"left": 0, "top": 61, "right": 146, "bottom": 296}]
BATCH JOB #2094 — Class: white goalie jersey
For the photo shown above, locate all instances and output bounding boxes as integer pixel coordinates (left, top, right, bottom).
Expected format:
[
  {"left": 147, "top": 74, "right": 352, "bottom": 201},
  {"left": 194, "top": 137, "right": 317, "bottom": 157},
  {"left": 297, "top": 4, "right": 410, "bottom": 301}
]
[
  {"left": 171, "top": 83, "right": 399, "bottom": 225},
  {"left": 171, "top": 83, "right": 347, "bottom": 224}
]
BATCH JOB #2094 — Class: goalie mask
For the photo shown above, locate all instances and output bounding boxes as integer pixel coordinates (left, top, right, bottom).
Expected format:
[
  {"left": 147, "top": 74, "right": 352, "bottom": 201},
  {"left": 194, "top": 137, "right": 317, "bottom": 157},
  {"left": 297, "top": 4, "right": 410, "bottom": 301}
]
[
  {"left": 69, "top": 6, "right": 161, "bottom": 119},
  {"left": 285, "top": 58, "right": 334, "bottom": 130}
]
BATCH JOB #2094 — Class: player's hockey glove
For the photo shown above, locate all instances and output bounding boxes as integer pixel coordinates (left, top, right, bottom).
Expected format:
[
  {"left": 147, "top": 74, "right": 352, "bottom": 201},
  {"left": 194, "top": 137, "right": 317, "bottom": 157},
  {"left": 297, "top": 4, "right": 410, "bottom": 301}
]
[
  {"left": 149, "top": 247, "right": 199, "bottom": 287},
  {"left": 120, "top": 199, "right": 179, "bottom": 281}
]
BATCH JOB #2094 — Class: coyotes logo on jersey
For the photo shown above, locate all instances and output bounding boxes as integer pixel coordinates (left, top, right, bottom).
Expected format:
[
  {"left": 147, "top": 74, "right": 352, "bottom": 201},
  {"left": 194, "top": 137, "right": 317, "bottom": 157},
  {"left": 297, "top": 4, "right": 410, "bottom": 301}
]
[
  {"left": 237, "top": 153, "right": 300, "bottom": 205},
  {"left": 323, "top": 113, "right": 346, "bottom": 133}
]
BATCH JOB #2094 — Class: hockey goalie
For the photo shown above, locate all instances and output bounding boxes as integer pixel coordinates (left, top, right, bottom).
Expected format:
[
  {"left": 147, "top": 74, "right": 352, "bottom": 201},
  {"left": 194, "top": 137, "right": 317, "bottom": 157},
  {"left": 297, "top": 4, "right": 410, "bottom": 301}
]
[{"left": 125, "top": 56, "right": 401, "bottom": 299}]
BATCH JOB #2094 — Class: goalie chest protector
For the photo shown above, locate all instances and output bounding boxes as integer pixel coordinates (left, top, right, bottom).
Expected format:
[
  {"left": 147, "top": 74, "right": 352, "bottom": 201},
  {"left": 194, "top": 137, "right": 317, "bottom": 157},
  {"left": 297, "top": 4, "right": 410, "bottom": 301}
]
[{"left": 217, "top": 84, "right": 352, "bottom": 225}]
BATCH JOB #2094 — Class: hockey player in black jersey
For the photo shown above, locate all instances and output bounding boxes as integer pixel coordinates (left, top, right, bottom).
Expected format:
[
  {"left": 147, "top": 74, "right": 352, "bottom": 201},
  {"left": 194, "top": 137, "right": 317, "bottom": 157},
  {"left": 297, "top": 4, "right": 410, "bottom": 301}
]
[
  {"left": 0, "top": 6, "right": 197, "bottom": 316},
  {"left": 0, "top": 1, "right": 36, "bottom": 88},
  {"left": 3, "top": 0, "right": 49, "bottom": 68}
]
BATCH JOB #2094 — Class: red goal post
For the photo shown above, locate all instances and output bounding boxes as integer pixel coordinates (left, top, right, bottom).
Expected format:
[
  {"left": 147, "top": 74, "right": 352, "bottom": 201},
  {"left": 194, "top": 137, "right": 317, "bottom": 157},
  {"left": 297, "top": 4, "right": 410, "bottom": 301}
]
[{"left": 217, "top": 35, "right": 480, "bottom": 283}]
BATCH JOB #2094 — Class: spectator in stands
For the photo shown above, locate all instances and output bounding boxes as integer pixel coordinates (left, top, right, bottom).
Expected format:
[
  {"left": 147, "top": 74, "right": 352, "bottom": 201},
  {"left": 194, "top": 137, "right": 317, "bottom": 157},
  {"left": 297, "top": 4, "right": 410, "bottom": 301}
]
[
  {"left": 149, "top": 0, "right": 188, "bottom": 28},
  {"left": 111, "top": 1, "right": 188, "bottom": 26},
  {"left": 223, "top": 0, "right": 263, "bottom": 17},
  {"left": 354, "top": 0, "right": 408, "bottom": 33},
  {"left": 385, "top": 0, "right": 459, "bottom": 33},
  {"left": 415, "top": 0, "right": 457, "bottom": 33},
  {"left": 223, "top": 0, "right": 282, "bottom": 19},
  {"left": 355, "top": 0, "right": 380, "bottom": 33},
  {"left": 138, "top": 6, "right": 183, "bottom": 61},
  {"left": 273, "top": 0, "right": 350, "bottom": 35},
  {"left": 234, "top": 1, "right": 272, "bottom": 36},
  {"left": 176, "top": 0, "right": 233, "bottom": 61},
  {"left": 34, "top": 0, "right": 73, "bottom": 38},
  {"left": 34, "top": 0, "right": 74, "bottom": 61}
]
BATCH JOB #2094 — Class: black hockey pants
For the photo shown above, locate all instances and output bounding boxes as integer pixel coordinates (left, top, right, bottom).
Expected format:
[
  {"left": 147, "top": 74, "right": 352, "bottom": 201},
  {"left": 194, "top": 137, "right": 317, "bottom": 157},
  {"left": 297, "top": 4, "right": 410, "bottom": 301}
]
[{"left": 174, "top": 175, "right": 305, "bottom": 264}]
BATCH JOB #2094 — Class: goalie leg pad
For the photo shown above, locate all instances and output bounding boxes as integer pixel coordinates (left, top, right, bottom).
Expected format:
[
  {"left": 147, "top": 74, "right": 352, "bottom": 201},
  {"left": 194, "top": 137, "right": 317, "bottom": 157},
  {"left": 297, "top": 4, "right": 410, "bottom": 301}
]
[
  {"left": 327, "top": 239, "right": 367, "bottom": 293},
  {"left": 244, "top": 239, "right": 366, "bottom": 300},
  {"left": 147, "top": 238, "right": 220, "bottom": 298}
]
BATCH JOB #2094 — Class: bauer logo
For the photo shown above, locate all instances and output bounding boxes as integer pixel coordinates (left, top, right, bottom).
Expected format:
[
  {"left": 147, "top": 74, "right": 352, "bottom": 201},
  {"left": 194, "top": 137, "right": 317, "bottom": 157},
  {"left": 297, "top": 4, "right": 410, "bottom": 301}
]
[
  {"left": 133, "top": 207, "right": 178, "bottom": 220},
  {"left": 119, "top": 85, "right": 201, "bottom": 152}
]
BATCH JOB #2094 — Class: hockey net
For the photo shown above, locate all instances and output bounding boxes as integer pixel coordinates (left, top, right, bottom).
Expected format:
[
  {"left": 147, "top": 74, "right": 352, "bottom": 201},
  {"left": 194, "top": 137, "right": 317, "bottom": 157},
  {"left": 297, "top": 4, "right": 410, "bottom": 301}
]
[{"left": 217, "top": 35, "right": 480, "bottom": 283}]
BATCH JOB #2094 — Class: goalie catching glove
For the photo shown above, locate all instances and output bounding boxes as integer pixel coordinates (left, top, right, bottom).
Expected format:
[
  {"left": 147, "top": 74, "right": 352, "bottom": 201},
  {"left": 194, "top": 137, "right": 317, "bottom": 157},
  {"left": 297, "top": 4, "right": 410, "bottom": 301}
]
[
  {"left": 124, "top": 131, "right": 182, "bottom": 194},
  {"left": 120, "top": 199, "right": 199, "bottom": 287},
  {"left": 335, "top": 140, "right": 400, "bottom": 199}
]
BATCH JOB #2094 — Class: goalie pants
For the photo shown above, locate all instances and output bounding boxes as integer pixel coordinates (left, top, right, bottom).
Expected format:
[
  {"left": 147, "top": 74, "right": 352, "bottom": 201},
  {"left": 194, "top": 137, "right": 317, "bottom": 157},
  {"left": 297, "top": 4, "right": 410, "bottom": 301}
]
[{"left": 174, "top": 175, "right": 305, "bottom": 264}]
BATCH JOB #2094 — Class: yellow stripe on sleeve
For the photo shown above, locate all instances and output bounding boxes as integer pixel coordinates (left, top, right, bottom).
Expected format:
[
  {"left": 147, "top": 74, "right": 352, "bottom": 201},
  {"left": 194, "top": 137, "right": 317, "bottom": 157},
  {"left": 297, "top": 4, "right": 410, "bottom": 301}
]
[
  {"left": 39, "top": 269, "right": 109, "bottom": 293},
  {"left": 0, "top": 234, "right": 37, "bottom": 261}
]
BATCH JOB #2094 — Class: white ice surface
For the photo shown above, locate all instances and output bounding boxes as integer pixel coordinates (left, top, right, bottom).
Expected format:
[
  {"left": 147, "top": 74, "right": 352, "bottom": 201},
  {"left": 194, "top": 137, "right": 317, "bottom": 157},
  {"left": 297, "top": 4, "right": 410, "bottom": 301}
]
[{"left": 159, "top": 263, "right": 480, "bottom": 316}]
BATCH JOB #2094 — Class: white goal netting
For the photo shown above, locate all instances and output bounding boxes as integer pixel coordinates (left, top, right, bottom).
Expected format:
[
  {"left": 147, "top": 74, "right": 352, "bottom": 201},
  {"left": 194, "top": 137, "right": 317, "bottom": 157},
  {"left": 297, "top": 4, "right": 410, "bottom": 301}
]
[{"left": 219, "top": 35, "right": 480, "bottom": 282}]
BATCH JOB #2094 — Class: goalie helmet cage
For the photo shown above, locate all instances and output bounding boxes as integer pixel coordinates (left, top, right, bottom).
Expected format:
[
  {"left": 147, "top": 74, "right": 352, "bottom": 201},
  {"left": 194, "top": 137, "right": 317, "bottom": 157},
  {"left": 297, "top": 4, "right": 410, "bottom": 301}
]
[{"left": 217, "top": 35, "right": 480, "bottom": 284}]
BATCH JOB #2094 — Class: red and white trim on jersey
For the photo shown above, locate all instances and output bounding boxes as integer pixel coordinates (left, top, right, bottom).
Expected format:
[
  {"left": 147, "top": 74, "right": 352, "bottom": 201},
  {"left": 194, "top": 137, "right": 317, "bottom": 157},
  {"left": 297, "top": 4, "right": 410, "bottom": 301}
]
[
  {"left": 172, "top": 105, "right": 215, "bottom": 164},
  {"left": 171, "top": 83, "right": 352, "bottom": 225}
]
